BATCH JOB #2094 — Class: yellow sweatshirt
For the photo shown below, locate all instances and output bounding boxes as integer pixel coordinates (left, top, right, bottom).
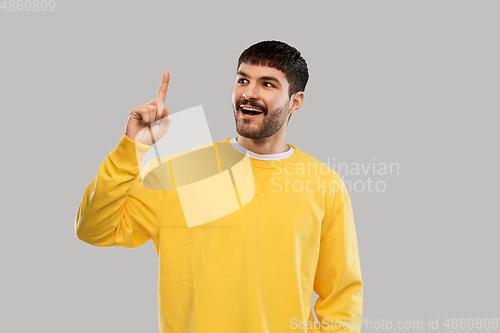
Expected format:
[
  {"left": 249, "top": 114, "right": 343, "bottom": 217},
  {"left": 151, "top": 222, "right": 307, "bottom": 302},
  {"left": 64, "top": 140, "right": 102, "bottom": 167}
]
[{"left": 75, "top": 133, "right": 363, "bottom": 333}]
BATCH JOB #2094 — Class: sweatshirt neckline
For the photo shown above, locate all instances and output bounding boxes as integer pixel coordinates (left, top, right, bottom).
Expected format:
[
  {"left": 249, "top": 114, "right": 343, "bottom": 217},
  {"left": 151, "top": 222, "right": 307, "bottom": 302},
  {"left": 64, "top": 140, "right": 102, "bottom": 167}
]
[
  {"left": 229, "top": 137, "right": 295, "bottom": 160},
  {"left": 217, "top": 137, "right": 301, "bottom": 169}
]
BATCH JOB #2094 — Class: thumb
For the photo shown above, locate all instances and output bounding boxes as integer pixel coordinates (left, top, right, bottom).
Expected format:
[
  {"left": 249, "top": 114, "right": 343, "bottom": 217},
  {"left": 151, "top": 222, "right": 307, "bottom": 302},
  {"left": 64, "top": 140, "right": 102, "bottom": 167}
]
[
  {"left": 158, "top": 107, "right": 172, "bottom": 136},
  {"left": 162, "top": 106, "right": 170, "bottom": 118}
]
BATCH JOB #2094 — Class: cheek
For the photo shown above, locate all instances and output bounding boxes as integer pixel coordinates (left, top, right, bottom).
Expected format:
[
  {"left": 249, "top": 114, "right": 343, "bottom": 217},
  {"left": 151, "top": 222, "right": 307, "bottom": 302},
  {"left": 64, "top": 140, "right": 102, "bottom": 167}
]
[
  {"left": 266, "top": 97, "right": 280, "bottom": 109},
  {"left": 231, "top": 89, "right": 240, "bottom": 102}
]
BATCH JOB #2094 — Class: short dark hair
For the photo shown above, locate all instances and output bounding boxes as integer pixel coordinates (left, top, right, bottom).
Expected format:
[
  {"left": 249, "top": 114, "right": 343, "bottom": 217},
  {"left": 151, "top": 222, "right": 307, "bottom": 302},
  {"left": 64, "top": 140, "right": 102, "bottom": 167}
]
[{"left": 237, "top": 40, "right": 309, "bottom": 98}]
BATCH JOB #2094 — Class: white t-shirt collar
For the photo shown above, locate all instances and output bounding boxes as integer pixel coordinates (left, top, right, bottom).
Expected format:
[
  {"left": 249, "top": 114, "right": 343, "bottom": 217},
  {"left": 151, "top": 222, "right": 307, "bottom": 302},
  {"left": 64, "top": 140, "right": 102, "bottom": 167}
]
[{"left": 228, "top": 137, "right": 295, "bottom": 161}]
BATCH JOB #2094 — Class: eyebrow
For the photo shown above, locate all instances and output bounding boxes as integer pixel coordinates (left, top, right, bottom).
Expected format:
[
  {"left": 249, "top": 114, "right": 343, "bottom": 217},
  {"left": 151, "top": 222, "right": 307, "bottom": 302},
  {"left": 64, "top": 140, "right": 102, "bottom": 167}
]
[{"left": 236, "top": 71, "right": 282, "bottom": 87}]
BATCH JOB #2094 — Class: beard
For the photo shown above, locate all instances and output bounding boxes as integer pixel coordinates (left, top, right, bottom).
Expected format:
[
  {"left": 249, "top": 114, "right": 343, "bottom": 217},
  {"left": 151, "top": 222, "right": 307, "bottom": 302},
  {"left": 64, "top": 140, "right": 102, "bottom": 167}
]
[{"left": 233, "top": 99, "right": 290, "bottom": 140}]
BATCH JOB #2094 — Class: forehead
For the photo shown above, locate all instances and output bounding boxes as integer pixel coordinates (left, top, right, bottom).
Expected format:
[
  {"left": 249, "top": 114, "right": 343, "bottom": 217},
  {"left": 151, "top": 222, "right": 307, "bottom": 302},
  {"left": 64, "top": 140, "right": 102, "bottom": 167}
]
[{"left": 236, "top": 63, "right": 289, "bottom": 86}]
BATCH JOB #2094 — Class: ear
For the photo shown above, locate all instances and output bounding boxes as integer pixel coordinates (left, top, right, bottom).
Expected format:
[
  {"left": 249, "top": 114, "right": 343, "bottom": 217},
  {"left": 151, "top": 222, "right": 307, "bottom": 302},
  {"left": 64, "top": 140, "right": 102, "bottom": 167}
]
[{"left": 287, "top": 92, "right": 305, "bottom": 115}]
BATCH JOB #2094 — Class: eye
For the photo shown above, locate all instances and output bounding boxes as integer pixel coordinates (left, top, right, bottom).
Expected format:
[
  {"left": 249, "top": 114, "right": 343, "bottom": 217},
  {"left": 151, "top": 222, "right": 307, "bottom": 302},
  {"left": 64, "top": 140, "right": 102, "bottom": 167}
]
[
  {"left": 263, "top": 82, "right": 275, "bottom": 88},
  {"left": 237, "top": 78, "right": 248, "bottom": 84}
]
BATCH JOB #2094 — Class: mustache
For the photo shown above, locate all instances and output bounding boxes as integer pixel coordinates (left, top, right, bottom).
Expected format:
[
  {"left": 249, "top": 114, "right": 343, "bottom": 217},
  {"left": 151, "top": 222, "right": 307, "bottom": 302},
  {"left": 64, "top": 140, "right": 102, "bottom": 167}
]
[{"left": 237, "top": 99, "right": 267, "bottom": 114}]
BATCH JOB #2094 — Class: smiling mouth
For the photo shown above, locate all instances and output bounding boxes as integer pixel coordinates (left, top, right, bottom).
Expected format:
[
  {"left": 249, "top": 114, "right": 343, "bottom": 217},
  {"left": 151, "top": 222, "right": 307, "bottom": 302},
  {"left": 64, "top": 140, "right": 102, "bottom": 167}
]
[{"left": 240, "top": 105, "right": 264, "bottom": 116}]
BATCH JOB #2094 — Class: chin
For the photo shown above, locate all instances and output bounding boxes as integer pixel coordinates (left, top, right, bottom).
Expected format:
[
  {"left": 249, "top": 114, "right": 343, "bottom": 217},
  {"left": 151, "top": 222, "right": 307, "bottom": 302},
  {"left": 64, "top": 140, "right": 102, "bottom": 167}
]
[{"left": 236, "top": 129, "right": 272, "bottom": 141}]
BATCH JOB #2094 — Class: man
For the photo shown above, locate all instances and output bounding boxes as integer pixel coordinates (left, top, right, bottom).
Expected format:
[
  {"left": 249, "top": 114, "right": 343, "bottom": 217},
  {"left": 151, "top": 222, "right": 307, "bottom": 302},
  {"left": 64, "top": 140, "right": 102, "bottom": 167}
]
[{"left": 76, "top": 40, "right": 363, "bottom": 332}]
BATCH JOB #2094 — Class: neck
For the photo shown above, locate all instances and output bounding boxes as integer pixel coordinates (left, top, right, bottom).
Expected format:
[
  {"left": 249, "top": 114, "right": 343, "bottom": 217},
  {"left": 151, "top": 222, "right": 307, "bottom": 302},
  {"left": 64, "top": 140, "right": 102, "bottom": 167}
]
[{"left": 236, "top": 132, "right": 289, "bottom": 155}]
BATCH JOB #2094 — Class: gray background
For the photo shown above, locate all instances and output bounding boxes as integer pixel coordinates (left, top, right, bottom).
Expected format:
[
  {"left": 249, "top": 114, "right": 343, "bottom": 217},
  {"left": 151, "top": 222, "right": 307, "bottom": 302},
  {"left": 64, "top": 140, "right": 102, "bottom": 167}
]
[{"left": 1, "top": 0, "right": 499, "bottom": 332}]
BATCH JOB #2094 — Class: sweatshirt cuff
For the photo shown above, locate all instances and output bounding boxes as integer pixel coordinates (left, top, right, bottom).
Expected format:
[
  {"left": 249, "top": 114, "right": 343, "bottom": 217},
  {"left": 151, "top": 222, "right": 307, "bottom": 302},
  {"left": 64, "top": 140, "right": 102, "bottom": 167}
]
[{"left": 110, "top": 133, "right": 152, "bottom": 172}]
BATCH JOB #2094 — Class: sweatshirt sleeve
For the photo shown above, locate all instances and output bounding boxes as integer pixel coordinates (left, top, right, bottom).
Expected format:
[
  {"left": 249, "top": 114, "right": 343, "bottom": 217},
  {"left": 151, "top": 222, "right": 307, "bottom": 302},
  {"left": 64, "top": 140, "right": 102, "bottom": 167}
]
[
  {"left": 310, "top": 174, "right": 363, "bottom": 332},
  {"left": 75, "top": 133, "right": 164, "bottom": 248}
]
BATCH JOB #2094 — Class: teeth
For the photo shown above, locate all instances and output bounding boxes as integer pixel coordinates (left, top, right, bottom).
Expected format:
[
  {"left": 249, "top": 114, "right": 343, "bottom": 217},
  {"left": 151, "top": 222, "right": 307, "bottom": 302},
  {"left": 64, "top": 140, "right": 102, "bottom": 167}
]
[{"left": 242, "top": 107, "right": 262, "bottom": 113}]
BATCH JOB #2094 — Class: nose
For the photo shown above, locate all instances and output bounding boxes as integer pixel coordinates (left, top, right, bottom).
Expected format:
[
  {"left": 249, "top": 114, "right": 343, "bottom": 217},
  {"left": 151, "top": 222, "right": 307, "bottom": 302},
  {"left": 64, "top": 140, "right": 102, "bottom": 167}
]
[{"left": 242, "top": 82, "right": 259, "bottom": 100}]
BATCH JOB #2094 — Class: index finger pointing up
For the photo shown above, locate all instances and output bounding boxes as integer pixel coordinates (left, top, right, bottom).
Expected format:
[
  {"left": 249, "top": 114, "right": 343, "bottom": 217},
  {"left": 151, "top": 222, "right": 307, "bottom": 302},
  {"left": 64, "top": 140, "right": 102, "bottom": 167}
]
[{"left": 157, "top": 71, "right": 170, "bottom": 102}]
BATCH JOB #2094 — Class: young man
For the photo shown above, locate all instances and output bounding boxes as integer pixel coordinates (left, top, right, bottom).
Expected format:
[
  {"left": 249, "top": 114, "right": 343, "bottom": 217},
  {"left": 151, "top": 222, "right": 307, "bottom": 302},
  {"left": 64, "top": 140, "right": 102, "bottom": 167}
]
[{"left": 76, "top": 41, "right": 363, "bottom": 332}]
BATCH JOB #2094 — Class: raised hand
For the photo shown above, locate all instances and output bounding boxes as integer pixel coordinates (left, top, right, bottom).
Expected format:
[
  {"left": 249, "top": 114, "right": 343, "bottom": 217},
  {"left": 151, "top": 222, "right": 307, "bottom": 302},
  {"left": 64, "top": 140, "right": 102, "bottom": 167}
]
[{"left": 125, "top": 71, "right": 173, "bottom": 146}]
